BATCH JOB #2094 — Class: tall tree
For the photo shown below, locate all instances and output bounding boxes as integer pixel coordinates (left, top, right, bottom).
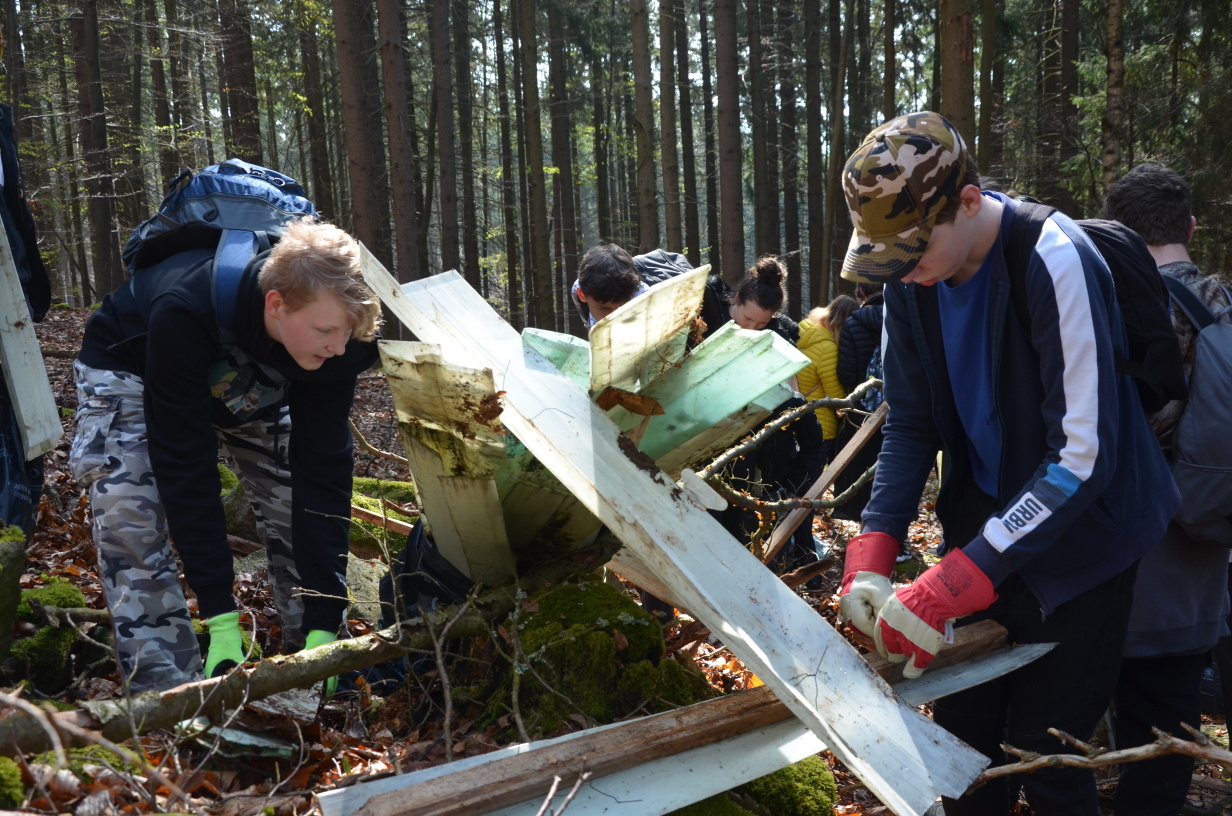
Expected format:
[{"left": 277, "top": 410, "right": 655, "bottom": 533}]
[
  {"left": 660, "top": 0, "right": 683, "bottom": 253},
  {"left": 592, "top": 55, "right": 613, "bottom": 243},
  {"left": 547, "top": 6, "right": 579, "bottom": 313},
  {"left": 748, "top": 0, "right": 773, "bottom": 257},
  {"left": 1100, "top": 0, "right": 1125, "bottom": 195},
  {"left": 70, "top": 2, "right": 123, "bottom": 296},
  {"left": 714, "top": 0, "right": 743, "bottom": 285},
  {"left": 431, "top": 0, "right": 462, "bottom": 274},
  {"left": 674, "top": 0, "right": 701, "bottom": 265},
  {"left": 297, "top": 1, "right": 336, "bottom": 219},
  {"left": 331, "top": 0, "right": 392, "bottom": 269},
  {"left": 518, "top": 0, "right": 553, "bottom": 327},
  {"left": 699, "top": 0, "right": 720, "bottom": 271},
  {"left": 822, "top": 0, "right": 853, "bottom": 300},
  {"left": 495, "top": 0, "right": 523, "bottom": 327},
  {"left": 145, "top": 0, "right": 177, "bottom": 182},
  {"left": 218, "top": 0, "right": 263, "bottom": 163},
  {"left": 884, "top": 0, "right": 896, "bottom": 120},
  {"left": 938, "top": 0, "right": 975, "bottom": 141},
  {"left": 454, "top": 0, "right": 481, "bottom": 290},
  {"left": 780, "top": 0, "right": 801, "bottom": 315},
  {"left": 805, "top": 0, "right": 825, "bottom": 302},
  {"left": 376, "top": 0, "right": 422, "bottom": 297},
  {"left": 630, "top": 0, "right": 659, "bottom": 252}
]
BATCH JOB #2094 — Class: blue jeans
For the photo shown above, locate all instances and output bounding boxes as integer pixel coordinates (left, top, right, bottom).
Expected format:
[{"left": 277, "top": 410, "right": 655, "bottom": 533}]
[{"left": 935, "top": 565, "right": 1138, "bottom": 816}]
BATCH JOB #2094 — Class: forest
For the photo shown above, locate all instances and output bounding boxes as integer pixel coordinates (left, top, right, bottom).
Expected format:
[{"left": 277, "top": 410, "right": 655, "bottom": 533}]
[{"left": 3, "top": 0, "right": 1230, "bottom": 337}]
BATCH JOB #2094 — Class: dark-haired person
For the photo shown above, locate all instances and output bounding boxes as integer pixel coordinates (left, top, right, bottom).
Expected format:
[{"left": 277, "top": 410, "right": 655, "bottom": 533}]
[
  {"left": 1104, "top": 163, "right": 1232, "bottom": 816},
  {"left": 569, "top": 243, "right": 693, "bottom": 327},
  {"left": 834, "top": 112, "right": 1177, "bottom": 815},
  {"left": 702, "top": 257, "right": 824, "bottom": 572}
]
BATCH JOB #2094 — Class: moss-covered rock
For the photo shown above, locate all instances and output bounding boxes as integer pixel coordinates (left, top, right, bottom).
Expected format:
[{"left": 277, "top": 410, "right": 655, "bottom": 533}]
[
  {"left": 351, "top": 477, "right": 416, "bottom": 506},
  {"left": 735, "top": 756, "right": 838, "bottom": 816},
  {"left": 0, "top": 756, "right": 22, "bottom": 809},
  {"left": 15, "top": 577, "right": 86, "bottom": 621},
  {"left": 484, "top": 577, "right": 714, "bottom": 737},
  {"left": 667, "top": 794, "right": 756, "bottom": 815}
]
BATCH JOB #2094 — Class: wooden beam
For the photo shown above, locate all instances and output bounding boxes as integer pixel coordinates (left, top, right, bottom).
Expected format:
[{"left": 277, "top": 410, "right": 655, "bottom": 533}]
[
  {"left": 355, "top": 260, "right": 989, "bottom": 815},
  {"left": 762, "top": 402, "right": 889, "bottom": 565},
  {"left": 349, "top": 505, "right": 414, "bottom": 537},
  {"left": 0, "top": 227, "right": 59, "bottom": 460},
  {"left": 318, "top": 622, "right": 1023, "bottom": 816}
]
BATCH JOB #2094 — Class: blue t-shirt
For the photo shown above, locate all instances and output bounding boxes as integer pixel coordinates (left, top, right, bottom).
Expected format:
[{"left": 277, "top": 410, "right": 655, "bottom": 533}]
[{"left": 937, "top": 241, "right": 1001, "bottom": 497}]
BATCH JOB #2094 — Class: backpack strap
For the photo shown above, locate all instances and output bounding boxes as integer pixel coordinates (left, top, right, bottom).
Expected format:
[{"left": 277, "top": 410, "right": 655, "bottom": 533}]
[
  {"left": 1003, "top": 200, "right": 1056, "bottom": 334},
  {"left": 1162, "top": 275, "right": 1219, "bottom": 331},
  {"left": 213, "top": 228, "right": 273, "bottom": 345}
]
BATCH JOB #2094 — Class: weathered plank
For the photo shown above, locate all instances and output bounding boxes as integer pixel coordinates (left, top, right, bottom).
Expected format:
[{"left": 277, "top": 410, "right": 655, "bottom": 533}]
[
  {"left": 318, "top": 622, "right": 1040, "bottom": 816},
  {"left": 0, "top": 226, "right": 59, "bottom": 460},
  {"left": 355, "top": 262, "right": 990, "bottom": 816},
  {"left": 379, "top": 342, "right": 514, "bottom": 582},
  {"left": 588, "top": 265, "right": 709, "bottom": 397}
]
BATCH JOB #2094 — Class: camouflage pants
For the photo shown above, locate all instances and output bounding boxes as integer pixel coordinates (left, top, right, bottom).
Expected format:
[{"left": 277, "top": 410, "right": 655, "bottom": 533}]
[{"left": 70, "top": 361, "right": 305, "bottom": 692}]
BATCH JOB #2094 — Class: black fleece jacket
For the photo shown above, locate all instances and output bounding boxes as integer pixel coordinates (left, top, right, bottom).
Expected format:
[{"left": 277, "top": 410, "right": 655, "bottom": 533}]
[
  {"left": 78, "top": 249, "right": 378, "bottom": 631},
  {"left": 836, "top": 295, "right": 884, "bottom": 392}
]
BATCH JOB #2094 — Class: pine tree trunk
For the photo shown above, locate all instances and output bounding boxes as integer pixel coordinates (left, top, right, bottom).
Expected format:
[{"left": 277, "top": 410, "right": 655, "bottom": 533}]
[
  {"left": 938, "top": 0, "right": 975, "bottom": 142},
  {"left": 805, "top": 0, "right": 824, "bottom": 303},
  {"left": 699, "top": 0, "right": 720, "bottom": 273},
  {"left": 218, "top": 0, "right": 263, "bottom": 164},
  {"left": 297, "top": 2, "right": 337, "bottom": 220},
  {"left": 376, "top": 0, "right": 423, "bottom": 304},
  {"left": 674, "top": 0, "right": 701, "bottom": 266},
  {"left": 714, "top": 0, "right": 744, "bottom": 286},
  {"left": 660, "top": 1, "right": 683, "bottom": 254},
  {"left": 1100, "top": 0, "right": 1124, "bottom": 194},
  {"left": 630, "top": 0, "right": 659, "bottom": 253},
  {"left": 145, "top": 0, "right": 177, "bottom": 182},
  {"left": 547, "top": 7, "right": 579, "bottom": 331},
  {"left": 495, "top": 0, "right": 523, "bottom": 329},
  {"left": 518, "top": 0, "right": 553, "bottom": 328},
  {"left": 455, "top": 0, "right": 482, "bottom": 291},
  {"left": 779, "top": 0, "right": 801, "bottom": 316}
]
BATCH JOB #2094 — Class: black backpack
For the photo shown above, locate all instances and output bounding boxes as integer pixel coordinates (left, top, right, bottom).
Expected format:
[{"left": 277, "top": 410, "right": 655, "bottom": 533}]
[
  {"left": 1160, "top": 276, "right": 1232, "bottom": 547},
  {"left": 1005, "top": 201, "right": 1188, "bottom": 414}
]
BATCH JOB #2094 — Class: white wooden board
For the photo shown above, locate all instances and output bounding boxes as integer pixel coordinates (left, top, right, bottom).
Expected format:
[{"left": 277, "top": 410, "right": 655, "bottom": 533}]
[
  {"left": 0, "top": 226, "right": 59, "bottom": 460},
  {"left": 355, "top": 261, "right": 989, "bottom": 816}
]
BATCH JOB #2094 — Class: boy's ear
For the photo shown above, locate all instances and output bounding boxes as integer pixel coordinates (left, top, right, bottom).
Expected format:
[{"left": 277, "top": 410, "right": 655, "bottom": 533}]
[
  {"left": 265, "top": 289, "right": 285, "bottom": 315},
  {"left": 958, "top": 184, "right": 982, "bottom": 213}
]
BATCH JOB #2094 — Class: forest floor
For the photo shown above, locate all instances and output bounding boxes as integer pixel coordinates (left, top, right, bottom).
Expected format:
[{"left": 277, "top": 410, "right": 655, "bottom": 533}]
[{"left": 10, "top": 306, "right": 1232, "bottom": 815}]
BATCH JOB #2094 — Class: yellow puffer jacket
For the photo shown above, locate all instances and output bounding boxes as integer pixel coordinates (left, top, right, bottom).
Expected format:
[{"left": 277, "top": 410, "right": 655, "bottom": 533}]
[{"left": 796, "top": 319, "right": 848, "bottom": 440}]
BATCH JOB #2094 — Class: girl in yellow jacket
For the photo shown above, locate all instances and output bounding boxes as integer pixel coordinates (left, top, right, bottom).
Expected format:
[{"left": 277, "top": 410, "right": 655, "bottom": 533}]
[{"left": 797, "top": 295, "right": 859, "bottom": 460}]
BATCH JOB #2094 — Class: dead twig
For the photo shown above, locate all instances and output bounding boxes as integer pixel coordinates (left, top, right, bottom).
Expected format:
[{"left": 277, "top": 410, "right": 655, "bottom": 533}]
[
  {"left": 349, "top": 418, "right": 408, "bottom": 465},
  {"left": 971, "top": 726, "right": 1232, "bottom": 789}
]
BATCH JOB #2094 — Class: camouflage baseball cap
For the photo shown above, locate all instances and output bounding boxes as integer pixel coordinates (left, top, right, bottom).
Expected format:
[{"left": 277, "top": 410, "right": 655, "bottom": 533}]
[{"left": 840, "top": 111, "right": 970, "bottom": 283}]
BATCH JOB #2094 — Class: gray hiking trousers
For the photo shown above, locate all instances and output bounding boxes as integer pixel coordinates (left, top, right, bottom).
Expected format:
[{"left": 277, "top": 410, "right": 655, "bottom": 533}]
[{"left": 70, "top": 361, "right": 305, "bottom": 692}]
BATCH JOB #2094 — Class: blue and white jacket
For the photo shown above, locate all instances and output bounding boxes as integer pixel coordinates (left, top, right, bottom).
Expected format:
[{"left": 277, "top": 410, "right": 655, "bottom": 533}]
[{"left": 862, "top": 194, "right": 1179, "bottom": 616}]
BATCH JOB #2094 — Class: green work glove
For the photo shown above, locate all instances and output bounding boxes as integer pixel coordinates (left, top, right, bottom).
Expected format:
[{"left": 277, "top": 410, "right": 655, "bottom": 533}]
[
  {"left": 305, "top": 629, "right": 338, "bottom": 697},
  {"left": 204, "top": 611, "right": 245, "bottom": 679}
]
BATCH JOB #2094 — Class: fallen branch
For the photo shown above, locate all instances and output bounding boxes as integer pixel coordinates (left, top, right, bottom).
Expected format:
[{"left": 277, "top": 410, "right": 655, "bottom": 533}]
[
  {"left": 972, "top": 724, "right": 1232, "bottom": 788},
  {"left": 0, "top": 539, "right": 618, "bottom": 758}
]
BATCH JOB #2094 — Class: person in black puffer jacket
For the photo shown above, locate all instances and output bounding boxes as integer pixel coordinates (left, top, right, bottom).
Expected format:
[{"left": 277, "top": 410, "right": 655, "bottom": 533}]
[{"left": 830, "top": 283, "right": 883, "bottom": 521}]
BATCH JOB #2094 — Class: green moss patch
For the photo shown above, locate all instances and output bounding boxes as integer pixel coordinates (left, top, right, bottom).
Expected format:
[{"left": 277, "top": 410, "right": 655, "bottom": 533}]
[
  {"left": 735, "top": 756, "right": 838, "bottom": 816},
  {"left": 484, "top": 577, "right": 714, "bottom": 738},
  {"left": 0, "top": 756, "right": 22, "bottom": 809},
  {"left": 16, "top": 577, "right": 86, "bottom": 622}
]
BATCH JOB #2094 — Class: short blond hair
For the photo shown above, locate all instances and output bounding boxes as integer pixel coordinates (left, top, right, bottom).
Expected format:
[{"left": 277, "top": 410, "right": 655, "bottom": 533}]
[{"left": 258, "top": 219, "right": 382, "bottom": 340}]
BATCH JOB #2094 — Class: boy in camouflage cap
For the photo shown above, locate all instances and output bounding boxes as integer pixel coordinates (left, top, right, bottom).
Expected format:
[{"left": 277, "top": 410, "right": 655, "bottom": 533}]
[{"left": 834, "top": 112, "right": 1178, "bottom": 815}]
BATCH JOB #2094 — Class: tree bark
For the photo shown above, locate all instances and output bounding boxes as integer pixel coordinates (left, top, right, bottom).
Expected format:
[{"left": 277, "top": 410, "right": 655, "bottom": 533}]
[
  {"left": 454, "top": 0, "right": 482, "bottom": 291},
  {"left": 660, "top": 0, "right": 682, "bottom": 254},
  {"left": 518, "top": 0, "right": 553, "bottom": 328},
  {"left": 218, "top": 0, "right": 263, "bottom": 164},
  {"left": 630, "top": 0, "right": 659, "bottom": 253},
  {"left": 699, "top": 0, "right": 720, "bottom": 273},
  {"left": 376, "top": 0, "right": 423, "bottom": 303},
  {"left": 144, "top": 0, "right": 177, "bottom": 183},
  {"left": 938, "top": 0, "right": 975, "bottom": 143},
  {"left": 70, "top": 3, "right": 123, "bottom": 298},
  {"left": 883, "top": 0, "right": 896, "bottom": 120},
  {"left": 714, "top": 0, "right": 744, "bottom": 286},
  {"left": 495, "top": 0, "right": 523, "bottom": 329},
  {"left": 674, "top": 0, "right": 701, "bottom": 266},
  {"left": 332, "top": 0, "right": 392, "bottom": 269},
  {"left": 298, "top": 1, "right": 337, "bottom": 220},
  {"left": 1100, "top": 0, "right": 1125, "bottom": 195},
  {"left": 805, "top": 0, "right": 824, "bottom": 306},
  {"left": 547, "top": 7, "right": 579, "bottom": 319},
  {"left": 779, "top": 0, "right": 801, "bottom": 316},
  {"left": 430, "top": 0, "right": 462, "bottom": 274}
]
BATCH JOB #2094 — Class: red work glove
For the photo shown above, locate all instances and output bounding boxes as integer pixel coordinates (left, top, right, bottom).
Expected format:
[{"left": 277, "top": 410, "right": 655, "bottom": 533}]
[
  {"left": 837, "top": 532, "right": 900, "bottom": 644},
  {"left": 874, "top": 548, "right": 997, "bottom": 679}
]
